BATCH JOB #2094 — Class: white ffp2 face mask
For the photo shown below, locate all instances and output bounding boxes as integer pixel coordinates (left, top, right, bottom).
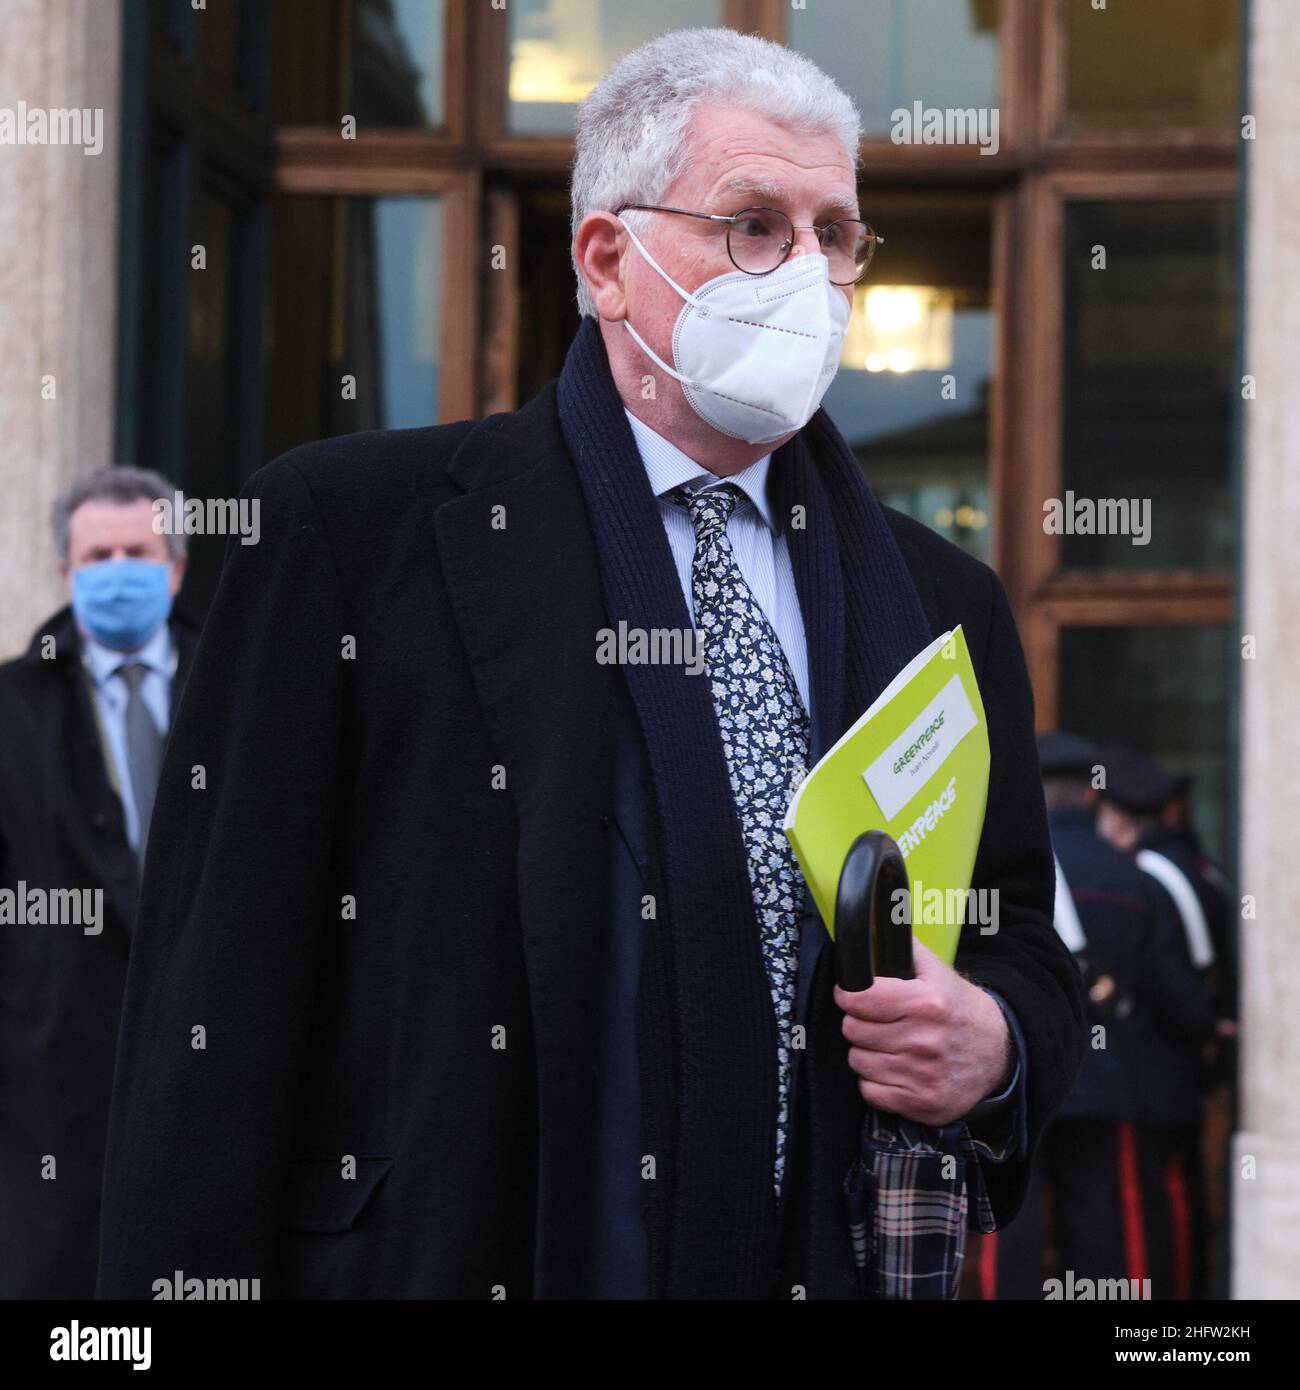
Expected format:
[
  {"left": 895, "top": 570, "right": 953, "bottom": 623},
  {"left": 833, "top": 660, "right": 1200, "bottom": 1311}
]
[{"left": 619, "top": 220, "right": 852, "bottom": 445}]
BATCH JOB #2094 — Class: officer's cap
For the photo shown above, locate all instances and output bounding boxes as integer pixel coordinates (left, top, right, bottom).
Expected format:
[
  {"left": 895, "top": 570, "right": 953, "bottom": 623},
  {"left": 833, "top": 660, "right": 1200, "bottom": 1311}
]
[
  {"left": 1098, "top": 745, "right": 1177, "bottom": 814},
  {"left": 1037, "top": 731, "right": 1100, "bottom": 777}
]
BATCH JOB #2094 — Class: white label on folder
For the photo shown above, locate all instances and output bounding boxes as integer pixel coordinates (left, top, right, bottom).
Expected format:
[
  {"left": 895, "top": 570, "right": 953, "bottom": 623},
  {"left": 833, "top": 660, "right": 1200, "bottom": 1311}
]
[{"left": 862, "top": 675, "right": 977, "bottom": 819}]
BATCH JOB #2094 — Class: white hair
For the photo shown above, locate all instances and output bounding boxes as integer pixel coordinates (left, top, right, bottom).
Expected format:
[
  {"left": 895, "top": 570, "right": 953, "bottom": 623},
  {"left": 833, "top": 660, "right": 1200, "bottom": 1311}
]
[{"left": 570, "top": 27, "right": 862, "bottom": 318}]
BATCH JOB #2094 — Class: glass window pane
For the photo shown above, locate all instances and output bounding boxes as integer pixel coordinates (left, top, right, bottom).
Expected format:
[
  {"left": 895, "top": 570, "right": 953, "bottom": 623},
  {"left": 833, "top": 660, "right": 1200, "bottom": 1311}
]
[
  {"left": 1062, "top": 0, "right": 1240, "bottom": 133},
  {"left": 824, "top": 193, "right": 993, "bottom": 562},
  {"left": 274, "top": 0, "right": 445, "bottom": 128},
  {"left": 352, "top": 0, "right": 445, "bottom": 127},
  {"left": 515, "top": 188, "right": 584, "bottom": 405},
  {"left": 506, "top": 0, "right": 722, "bottom": 135},
  {"left": 1057, "top": 625, "right": 1234, "bottom": 872},
  {"left": 266, "top": 195, "right": 443, "bottom": 457},
  {"left": 788, "top": 0, "right": 1000, "bottom": 140},
  {"left": 1060, "top": 199, "right": 1236, "bottom": 571}
]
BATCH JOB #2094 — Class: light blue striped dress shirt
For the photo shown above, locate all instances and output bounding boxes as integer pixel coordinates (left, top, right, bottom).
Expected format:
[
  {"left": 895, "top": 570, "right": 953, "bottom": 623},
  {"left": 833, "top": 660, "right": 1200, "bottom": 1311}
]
[
  {"left": 624, "top": 409, "right": 812, "bottom": 717},
  {"left": 81, "top": 624, "right": 176, "bottom": 853}
]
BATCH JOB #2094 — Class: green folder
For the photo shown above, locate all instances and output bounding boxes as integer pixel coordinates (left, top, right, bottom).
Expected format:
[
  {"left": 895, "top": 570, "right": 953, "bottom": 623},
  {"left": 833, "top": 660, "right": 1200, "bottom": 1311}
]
[{"left": 784, "top": 626, "right": 990, "bottom": 965}]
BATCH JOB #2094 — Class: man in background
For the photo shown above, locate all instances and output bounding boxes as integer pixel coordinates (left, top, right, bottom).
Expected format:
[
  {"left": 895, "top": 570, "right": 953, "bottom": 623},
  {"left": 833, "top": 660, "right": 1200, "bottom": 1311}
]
[
  {"left": 990, "top": 734, "right": 1212, "bottom": 1299},
  {"left": 1097, "top": 747, "right": 1233, "bottom": 1300},
  {"left": 1160, "top": 772, "right": 1238, "bottom": 1052},
  {"left": 0, "top": 467, "right": 197, "bottom": 1297},
  {"left": 1159, "top": 770, "right": 1238, "bottom": 1297}
]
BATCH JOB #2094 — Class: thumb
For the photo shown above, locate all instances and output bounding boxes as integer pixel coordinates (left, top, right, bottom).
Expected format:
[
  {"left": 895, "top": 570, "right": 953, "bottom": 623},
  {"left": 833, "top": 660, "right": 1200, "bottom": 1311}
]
[{"left": 909, "top": 936, "right": 945, "bottom": 977}]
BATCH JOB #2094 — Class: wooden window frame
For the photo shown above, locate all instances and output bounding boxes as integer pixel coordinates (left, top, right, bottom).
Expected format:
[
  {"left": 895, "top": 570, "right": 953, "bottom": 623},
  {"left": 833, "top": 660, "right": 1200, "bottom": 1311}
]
[
  {"left": 1038, "top": 0, "right": 1242, "bottom": 164},
  {"left": 1006, "top": 166, "right": 1238, "bottom": 719},
  {"left": 274, "top": 0, "right": 471, "bottom": 157},
  {"left": 764, "top": 0, "right": 1033, "bottom": 176},
  {"left": 271, "top": 161, "right": 479, "bottom": 422},
  {"left": 273, "top": 0, "right": 477, "bottom": 422}
]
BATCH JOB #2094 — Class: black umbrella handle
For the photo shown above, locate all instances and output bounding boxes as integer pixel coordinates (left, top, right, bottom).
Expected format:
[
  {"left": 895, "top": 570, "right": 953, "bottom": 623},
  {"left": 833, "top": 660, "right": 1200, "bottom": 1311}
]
[{"left": 834, "top": 830, "right": 914, "bottom": 990}]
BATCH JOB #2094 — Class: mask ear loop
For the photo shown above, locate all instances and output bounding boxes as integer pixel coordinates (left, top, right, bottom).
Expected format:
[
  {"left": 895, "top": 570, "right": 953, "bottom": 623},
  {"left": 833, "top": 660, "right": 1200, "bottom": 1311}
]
[{"left": 618, "top": 219, "right": 710, "bottom": 388}]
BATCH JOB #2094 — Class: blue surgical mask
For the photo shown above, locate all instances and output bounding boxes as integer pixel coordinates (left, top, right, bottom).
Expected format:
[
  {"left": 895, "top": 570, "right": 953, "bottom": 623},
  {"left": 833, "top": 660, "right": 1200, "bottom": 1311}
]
[{"left": 71, "top": 558, "right": 173, "bottom": 652}]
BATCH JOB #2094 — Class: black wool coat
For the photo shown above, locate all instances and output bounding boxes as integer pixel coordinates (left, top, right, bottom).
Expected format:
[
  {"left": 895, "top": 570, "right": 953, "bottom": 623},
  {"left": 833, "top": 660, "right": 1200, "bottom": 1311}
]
[
  {"left": 96, "top": 380, "right": 1084, "bottom": 1299},
  {"left": 0, "top": 607, "right": 199, "bottom": 1297}
]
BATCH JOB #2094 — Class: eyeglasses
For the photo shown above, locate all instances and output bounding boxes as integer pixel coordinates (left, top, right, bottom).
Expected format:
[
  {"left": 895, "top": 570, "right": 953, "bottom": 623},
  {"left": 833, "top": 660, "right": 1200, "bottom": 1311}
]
[{"left": 613, "top": 203, "right": 883, "bottom": 285}]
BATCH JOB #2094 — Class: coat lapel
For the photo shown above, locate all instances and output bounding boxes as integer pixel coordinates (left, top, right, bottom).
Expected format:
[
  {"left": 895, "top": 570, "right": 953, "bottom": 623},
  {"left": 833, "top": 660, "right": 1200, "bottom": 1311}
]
[
  {"left": 434, "top": 385, "right": 617, "bottom": 1297},
  {"left": 35, "top": 612, "right": 138, "bottom": 940}
]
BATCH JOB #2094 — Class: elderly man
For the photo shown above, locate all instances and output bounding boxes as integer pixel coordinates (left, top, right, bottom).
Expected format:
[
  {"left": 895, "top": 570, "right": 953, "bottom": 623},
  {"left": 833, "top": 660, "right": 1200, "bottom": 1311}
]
[
  {"left": 98, "top": 29, "right": 1082, "bottom": 1300},
  {"left": 0, "top": 467, "right": 195, "bottom": 1297}
]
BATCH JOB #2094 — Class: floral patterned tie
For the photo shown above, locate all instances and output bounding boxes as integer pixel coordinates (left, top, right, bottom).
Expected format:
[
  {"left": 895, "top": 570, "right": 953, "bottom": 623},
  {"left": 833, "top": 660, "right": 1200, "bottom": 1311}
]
[{"left": 671, "top": 483, "right": 811, "bottom": 1195}]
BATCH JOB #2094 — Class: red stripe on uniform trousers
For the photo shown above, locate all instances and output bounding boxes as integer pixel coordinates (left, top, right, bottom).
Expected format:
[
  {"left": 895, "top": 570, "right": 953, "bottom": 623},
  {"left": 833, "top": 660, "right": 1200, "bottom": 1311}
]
[
  {"left": 1165, "top": 1152, "right": 1192, "bottom": 1300},
  {"left": 1117, "top": 1123, "right": 1148, "bottom": 1284},
  {"left": 980, "top": 1231, "right": 997, "bottom": 1299}
]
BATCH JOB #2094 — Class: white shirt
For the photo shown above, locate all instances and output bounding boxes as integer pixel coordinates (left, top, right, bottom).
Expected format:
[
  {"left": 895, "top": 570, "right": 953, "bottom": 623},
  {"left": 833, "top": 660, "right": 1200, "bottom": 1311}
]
[{"left": 624, "top": 409, "right": 811, "bottom": 715}]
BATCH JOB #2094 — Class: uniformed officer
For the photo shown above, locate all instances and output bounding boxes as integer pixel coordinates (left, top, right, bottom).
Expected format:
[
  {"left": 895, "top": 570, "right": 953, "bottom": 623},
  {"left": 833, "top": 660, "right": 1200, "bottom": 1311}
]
[
  {"left": 990, "top": 734, "right": 1213, "bottom": 1300},
  {"left": 1161, "top": 772, "right": 1238, "bottom": 1059},
  {"left": 1096, "top": 746, "right": 1232, "bottom": 1301},
  {"left": 1157, "top": 772, "right": 1238, "bottom": 1300}
]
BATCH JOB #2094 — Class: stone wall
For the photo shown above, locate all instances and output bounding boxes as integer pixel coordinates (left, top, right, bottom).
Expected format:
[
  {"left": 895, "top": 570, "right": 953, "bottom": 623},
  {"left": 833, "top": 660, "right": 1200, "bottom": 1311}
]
[
  {"left": 0, "top": 0, "right": 122, "bottom": 658},
  {"left": 1232, "top": 0, "right": 1300, "bottom": 1301}
]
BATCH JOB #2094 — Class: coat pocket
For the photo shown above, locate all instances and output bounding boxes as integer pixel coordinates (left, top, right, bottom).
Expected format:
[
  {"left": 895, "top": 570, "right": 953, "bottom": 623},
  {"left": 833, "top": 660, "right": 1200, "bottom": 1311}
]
[{"left": 280, "top": 1155, "right": 394, "bottom": 1235}]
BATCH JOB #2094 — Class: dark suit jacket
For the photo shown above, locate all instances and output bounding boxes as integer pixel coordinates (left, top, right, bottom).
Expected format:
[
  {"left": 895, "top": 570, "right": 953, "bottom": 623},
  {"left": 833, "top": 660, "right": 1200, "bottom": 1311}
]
[
  {"left": 0, "top": 606, "right": 199, "bottom": 1297},
  {"left": 96, "top": 382, "right": 1084, "bottom": 1299},
  {"left": 592, "top": 686, "right": 1027, "bottom": 1297}
]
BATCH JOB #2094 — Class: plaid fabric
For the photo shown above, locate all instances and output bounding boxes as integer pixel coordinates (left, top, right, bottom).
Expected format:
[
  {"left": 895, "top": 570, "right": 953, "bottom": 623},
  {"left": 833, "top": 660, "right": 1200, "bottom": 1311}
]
[{"left": 844, "top": 1110, "right": 1000, "bottom": 1300}]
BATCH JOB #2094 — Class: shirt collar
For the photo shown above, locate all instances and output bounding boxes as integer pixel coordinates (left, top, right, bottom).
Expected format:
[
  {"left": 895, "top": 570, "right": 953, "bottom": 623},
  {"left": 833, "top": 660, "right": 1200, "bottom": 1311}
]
[
  {"left": 82, "top": 621, "right": 177, "bottom": 687},
  {"left": 624, "top": 409, "right": 777, "bottom": 534}
]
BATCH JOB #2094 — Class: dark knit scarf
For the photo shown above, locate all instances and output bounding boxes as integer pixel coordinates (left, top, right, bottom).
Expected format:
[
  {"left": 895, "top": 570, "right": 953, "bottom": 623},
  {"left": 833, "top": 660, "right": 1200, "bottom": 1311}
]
[{"left": 556, "top": 317, "right": 932, "bottom": 1297}]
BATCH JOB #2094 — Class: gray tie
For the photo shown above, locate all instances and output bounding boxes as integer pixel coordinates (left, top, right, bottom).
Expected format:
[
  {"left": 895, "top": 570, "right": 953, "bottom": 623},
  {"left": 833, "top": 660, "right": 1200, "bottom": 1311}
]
[
  {"left": 117, "top": 662, "right": 164, "bottom": 862},
  {"left": 671, "top": 483, "right": 811, "bottom": 1195}
]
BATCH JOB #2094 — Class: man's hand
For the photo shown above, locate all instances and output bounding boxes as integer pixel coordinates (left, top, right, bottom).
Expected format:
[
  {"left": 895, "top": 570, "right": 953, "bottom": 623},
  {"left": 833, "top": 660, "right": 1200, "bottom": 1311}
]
[{"left": 833, "top": 939, "right": 1012, "bottom": 1126}]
